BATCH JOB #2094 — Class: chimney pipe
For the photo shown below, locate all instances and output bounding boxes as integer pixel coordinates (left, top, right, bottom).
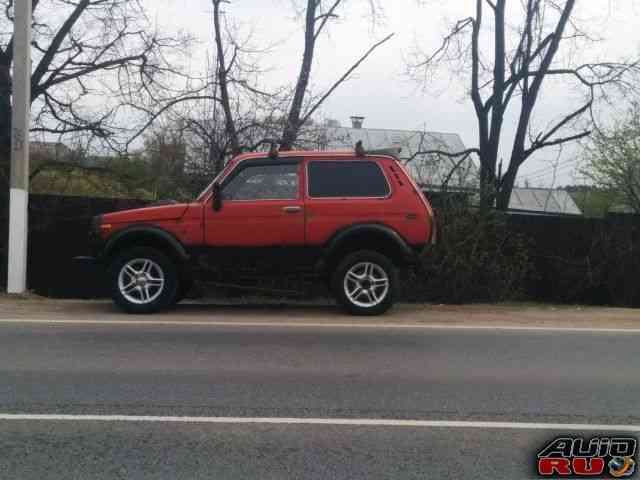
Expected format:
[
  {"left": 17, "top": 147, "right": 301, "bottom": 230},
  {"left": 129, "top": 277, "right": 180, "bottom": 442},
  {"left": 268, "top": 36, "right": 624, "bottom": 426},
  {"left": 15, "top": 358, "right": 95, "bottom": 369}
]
[{"left": 350, "top": 116, "right": 365, "bottom": 129}]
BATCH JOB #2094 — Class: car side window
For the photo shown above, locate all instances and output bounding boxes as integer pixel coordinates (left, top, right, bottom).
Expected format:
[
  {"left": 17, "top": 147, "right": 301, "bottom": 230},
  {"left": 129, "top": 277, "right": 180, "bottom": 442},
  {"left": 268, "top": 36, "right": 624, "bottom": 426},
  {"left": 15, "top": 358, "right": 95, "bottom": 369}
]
[
  {"left": 308, "top": 161, "right": 390, "bottom": 198},
  {"left": 222, "top": 163, "right": 299, "bottom": 201}
]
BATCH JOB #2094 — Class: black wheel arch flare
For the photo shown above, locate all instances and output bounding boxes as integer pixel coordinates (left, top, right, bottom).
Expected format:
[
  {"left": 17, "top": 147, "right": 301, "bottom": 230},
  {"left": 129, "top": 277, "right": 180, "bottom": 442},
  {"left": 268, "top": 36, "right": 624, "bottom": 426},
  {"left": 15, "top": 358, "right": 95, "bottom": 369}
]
[
  {"left": 321, "top": 223, "right": 415, "bottom": 271},
  {"left": 100, "top": 225, "right": 190, "bottom": 264}
]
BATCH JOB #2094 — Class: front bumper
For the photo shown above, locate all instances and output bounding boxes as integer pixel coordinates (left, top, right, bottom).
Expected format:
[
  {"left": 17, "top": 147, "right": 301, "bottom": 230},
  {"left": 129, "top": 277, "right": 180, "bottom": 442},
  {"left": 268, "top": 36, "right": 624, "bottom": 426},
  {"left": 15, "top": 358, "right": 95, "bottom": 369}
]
[{"left": 88, "top": 215, "right": 107, "bottom": 261}]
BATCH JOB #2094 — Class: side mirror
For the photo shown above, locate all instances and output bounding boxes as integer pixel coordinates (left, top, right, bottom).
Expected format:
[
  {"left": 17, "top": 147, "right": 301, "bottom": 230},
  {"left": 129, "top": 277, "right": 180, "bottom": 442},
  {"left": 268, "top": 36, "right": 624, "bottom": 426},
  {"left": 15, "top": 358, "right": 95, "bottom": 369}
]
[{"left": 212, "top": 183, "right": 223, "bottom": 212}]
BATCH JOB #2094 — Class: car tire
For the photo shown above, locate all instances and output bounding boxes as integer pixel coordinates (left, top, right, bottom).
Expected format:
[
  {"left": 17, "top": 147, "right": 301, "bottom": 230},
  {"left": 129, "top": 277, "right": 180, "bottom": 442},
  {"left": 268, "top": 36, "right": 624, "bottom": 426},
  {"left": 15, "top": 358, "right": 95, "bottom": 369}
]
[
  {"left": 332, "top": 250, "right": 398, "bottom": 316},
  {"left": 110, "top": 247, "right": 179, "bottom": 314}
]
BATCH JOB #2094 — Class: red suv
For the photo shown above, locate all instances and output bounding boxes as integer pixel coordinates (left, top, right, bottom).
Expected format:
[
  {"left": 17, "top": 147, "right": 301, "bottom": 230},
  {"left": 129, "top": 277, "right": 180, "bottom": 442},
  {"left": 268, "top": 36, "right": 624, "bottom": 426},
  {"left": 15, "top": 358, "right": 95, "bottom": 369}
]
[{"left": 88, "top": 148, "right": 436, "bottom": 315}]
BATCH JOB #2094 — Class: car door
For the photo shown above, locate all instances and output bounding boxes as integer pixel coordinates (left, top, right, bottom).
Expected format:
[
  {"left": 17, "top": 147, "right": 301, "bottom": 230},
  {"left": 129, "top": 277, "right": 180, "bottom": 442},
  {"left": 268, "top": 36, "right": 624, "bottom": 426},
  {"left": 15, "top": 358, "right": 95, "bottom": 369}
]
[{"left": 204, "top": 158, "right": 305, "bottom": 269}]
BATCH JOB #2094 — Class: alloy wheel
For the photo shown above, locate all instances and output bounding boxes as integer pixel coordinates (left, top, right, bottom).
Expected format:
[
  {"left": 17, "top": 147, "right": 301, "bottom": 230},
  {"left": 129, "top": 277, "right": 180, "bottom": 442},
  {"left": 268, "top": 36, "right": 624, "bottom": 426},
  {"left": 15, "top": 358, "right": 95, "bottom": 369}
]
[
  {"left": 118, "top": 258, "right": 166, "bottom": 305},
  {"left": 343, "top": 262, "right": 390, "bottom": 308}
]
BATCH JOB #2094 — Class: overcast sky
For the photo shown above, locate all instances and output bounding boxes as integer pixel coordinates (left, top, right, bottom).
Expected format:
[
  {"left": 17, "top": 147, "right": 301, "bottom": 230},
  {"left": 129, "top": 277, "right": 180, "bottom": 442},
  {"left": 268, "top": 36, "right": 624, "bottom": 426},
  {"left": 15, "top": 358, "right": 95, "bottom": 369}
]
[{"left": 144, "top": 0, "right": 640, "bottom": 187}]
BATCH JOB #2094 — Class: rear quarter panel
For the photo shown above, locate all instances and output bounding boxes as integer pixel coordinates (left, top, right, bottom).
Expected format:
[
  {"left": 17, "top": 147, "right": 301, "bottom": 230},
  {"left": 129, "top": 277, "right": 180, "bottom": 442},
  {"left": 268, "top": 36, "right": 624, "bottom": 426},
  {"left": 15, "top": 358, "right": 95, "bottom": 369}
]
[{"left": 304, "top": 156, "right": 431, "bottom": 247}]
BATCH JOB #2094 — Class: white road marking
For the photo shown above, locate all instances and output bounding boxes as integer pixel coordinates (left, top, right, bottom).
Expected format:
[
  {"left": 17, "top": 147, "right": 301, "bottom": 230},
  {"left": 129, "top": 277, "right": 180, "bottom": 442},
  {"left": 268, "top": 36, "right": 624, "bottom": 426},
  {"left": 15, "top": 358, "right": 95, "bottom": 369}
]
[
  {"left": 0, "top": 318, "right": 640, "bottom": 334},
  {"left": 0, "top": 414, "right": 639, "bottom": 431}
]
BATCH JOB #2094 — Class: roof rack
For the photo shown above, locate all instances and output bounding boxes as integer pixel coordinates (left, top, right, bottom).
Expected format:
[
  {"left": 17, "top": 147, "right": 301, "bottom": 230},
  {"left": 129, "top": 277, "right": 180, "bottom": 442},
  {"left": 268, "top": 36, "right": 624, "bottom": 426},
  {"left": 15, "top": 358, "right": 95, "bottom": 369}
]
[
  {"left": 368, "top": 147, "right": 402, "bottom": 158},
  {"left": 355, "top": 141, "right": 402, "bottom": 160}
]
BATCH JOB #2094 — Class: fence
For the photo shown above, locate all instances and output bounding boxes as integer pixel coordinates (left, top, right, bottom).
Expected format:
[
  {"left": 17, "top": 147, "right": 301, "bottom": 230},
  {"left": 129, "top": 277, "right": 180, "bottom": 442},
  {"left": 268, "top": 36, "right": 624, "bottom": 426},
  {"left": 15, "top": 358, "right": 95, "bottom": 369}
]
[
  {"left": 0, "top": 193, "right": 148, "bottom": 297},
  {"left": 0, "top": 193, "right": 638, "bottom": 307},
  {"left": 507, "top": 213, "right": 640, "bottom": 307}
]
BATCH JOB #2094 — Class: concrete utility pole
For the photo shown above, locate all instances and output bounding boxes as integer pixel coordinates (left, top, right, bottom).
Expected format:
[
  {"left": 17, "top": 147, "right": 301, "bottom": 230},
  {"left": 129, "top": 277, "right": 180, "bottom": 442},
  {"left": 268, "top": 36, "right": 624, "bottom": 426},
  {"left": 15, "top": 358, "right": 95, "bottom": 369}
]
[{"left": 7, "top": 0, "right": 32, "bottom": 294}]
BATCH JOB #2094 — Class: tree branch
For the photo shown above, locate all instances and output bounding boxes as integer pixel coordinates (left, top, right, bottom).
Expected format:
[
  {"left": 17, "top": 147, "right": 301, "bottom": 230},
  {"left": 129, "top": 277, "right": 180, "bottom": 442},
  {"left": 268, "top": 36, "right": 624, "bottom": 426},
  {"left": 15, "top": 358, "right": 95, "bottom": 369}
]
[
  {"left": 31, "top": 0, "right": 90, "bottom": 88},
  {"left": 314, "top": 0, "right": 342, "bottom": 40},
  {"left": 404, "top": 148, "right": 481, "bottom": 166},
  {"left": 126, "top": 95, "right": 220, "bottom": 150},
  {"left": 442, "top": 153, "right": 473, "bottom": 190},
  {"left": 299, "top": 33, "right": 394, "bottom": 127},
  {"left": 525, "top": 130, "right": 591, "bottom": 158},
  {"left": 527, "top": 99, "right": 592, "bottom": 155}
]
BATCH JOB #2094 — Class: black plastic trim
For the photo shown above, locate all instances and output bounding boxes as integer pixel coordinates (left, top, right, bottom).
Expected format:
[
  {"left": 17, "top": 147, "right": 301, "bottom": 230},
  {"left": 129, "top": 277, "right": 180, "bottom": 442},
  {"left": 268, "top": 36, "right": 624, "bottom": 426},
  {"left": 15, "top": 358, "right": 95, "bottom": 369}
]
[
  {"left": 100, "top": 225, "right": 189, "bottom": 262},
  {"left": 323, "top": 223, "right": 416, "bottom": 264}
]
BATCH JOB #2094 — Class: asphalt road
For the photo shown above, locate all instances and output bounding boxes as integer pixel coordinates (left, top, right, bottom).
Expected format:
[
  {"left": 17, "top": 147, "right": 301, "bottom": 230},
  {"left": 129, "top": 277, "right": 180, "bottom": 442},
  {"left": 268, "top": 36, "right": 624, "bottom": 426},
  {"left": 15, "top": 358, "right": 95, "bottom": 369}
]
[{"left": 1, "top": 317, "right": 639, "bottom": 479}]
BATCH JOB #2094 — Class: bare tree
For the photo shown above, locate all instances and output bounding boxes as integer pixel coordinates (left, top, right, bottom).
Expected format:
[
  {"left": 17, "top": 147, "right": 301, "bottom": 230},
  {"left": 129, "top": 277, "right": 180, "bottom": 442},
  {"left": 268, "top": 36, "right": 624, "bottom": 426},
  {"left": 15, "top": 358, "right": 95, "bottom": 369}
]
[
  {"left": 280, "top": 0, "right": 393, "bottom": 150},
  {"left": 175, "top": 0, "right": 391, "bottom": 177},
  {"left": 88, "top": 0, "right": 279, "bottom": 180},
  {"left": 409, "top": 0, "right": 639, "bottom": 210},
  {"left": 212, "top": 0, "right": 240, "bottom": 157},
  {"left": 0, "top": 0, "right": 193, "bottom": 185},
  {"left": 175, "top": 1, "right": 284, "bottom": 176}
]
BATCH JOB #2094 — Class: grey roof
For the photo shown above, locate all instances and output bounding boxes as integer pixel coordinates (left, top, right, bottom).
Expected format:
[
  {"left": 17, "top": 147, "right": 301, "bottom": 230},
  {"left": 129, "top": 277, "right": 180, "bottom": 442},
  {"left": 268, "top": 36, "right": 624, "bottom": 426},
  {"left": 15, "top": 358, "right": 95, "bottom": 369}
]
[
  {"left": 323, "top": 127, "right": 466, "bottom": 154},
  {"left": 509, "top": 188, "right": 583, "bottom": 215},
  {"left": 316, "top": 127, "right": 579, "bottom": 215},
  {"left": 318, "top": 127, "right": 478, "bottom": 189}
]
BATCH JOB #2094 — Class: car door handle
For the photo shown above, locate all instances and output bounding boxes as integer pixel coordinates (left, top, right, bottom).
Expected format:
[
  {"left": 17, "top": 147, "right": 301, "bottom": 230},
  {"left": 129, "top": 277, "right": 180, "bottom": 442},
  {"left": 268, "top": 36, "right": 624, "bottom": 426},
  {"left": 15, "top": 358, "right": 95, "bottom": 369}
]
[{"left": 283, "top": 206, "right": 302, "bottom": 214}]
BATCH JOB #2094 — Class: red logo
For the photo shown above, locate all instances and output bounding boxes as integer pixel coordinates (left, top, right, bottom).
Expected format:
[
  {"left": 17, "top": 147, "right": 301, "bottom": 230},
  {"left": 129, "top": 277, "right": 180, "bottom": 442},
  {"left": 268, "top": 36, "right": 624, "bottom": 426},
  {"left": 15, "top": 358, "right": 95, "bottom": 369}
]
[{"left": 537, "top": 437, "right": 637, "bottom": 478}]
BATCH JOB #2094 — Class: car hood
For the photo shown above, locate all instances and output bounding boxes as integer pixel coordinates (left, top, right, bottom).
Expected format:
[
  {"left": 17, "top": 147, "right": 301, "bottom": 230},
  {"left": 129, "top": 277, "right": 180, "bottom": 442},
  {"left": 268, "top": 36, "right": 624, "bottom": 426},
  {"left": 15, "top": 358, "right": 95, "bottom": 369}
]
[{"left": 102, "top": 203, "right": 190, "bottom": 224}]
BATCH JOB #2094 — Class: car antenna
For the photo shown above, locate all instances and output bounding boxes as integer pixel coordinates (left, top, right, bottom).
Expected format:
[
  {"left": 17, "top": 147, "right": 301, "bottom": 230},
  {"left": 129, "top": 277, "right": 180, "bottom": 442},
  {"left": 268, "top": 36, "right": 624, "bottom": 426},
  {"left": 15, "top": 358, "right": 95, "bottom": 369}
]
[{"left": 355, "top": 140, "right": 366, "bottom": 157}]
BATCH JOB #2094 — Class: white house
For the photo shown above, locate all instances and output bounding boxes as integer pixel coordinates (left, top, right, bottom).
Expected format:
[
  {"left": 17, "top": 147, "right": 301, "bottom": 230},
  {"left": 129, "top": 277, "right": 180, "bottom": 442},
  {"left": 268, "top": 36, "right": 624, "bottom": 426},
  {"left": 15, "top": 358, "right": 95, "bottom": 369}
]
[{"left": 316, "top": 116, "right": 479, "bottom": 190}]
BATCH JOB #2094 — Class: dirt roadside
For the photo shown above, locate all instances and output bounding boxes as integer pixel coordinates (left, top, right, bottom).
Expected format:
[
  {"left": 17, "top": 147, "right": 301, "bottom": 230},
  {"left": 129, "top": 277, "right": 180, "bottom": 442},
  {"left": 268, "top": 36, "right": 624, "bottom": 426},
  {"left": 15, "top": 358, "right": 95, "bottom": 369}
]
[{"left": 0, "top": 295, "right": 638, "bottom": 328}]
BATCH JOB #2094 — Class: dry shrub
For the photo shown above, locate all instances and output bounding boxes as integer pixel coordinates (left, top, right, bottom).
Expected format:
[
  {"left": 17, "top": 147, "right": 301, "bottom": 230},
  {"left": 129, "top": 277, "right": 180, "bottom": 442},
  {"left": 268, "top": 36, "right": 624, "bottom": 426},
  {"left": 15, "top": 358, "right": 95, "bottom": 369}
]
[{"left": 405, "top": 202, "right": 534, "bottom": 304}]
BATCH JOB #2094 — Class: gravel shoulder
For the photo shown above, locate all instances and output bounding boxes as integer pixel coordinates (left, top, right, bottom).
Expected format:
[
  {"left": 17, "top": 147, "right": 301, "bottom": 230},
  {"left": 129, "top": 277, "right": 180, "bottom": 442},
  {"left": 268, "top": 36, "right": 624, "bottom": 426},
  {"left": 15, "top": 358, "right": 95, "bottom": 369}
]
[{"left": 0, "top": 295, "right": 638, "bottom": 328}]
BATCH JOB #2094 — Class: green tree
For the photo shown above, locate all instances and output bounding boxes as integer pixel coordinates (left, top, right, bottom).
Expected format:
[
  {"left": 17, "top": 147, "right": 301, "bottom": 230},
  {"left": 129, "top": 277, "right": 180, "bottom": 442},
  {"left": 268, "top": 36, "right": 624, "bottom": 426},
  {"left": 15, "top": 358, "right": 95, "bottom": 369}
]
[{"left": 582, "top": 104, "right": 640, "bottom": 214}]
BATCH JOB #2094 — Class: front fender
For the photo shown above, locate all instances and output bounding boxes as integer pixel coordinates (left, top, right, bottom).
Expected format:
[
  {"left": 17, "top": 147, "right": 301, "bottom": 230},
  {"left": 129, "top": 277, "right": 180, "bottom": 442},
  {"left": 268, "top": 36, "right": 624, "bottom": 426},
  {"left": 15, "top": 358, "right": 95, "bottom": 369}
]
[{"left": 100, "top": 225, "right": 189, "bottom": 262}]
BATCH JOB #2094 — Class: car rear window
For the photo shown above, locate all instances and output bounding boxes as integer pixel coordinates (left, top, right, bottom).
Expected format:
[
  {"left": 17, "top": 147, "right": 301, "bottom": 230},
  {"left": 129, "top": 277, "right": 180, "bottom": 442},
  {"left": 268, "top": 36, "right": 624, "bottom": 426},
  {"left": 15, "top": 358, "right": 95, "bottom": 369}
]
[{"left": 307, "top": 161, "right": 390, "bottom": 198}]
